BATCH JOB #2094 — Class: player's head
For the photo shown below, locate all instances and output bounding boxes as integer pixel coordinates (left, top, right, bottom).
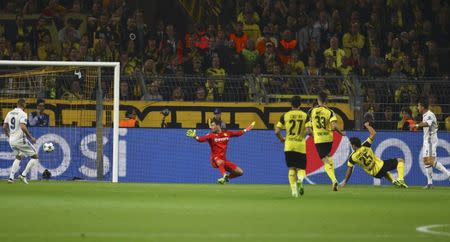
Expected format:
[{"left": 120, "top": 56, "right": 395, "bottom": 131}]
[
  {"left": 400, "top": 107, "right": 412, "bottom": 119},
  {"left": 36, "top": 99, "right": 45, "bottom": 112},
  {"left": 213, "top": 108, "right": 221, "bottom": 119},
  {"left": 291, "top": 96, "right": 301, "bottom": 109},
  {"left": 317, "top": 91, "right": 328, "bottom": 105},
  {"left": 417, "top": 97, "right": 429, "bottom": 114},
  {"left": 210, "top": 119, "right": 222, "bottom": 133},
  {"left": 17, "top": 98, "right": 26, "bottom": 109},
  {"left": 349, "top": 137, "right": 362, "bottom": 150},
  {"left": 125, "top": 110, "right": 136, "bottom": 119}
]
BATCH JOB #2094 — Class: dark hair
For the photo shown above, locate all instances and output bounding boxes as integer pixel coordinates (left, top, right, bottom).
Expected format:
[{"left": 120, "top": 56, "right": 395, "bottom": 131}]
[
  {"left": 418, "top": 97, "right": 429, "bottom": 109},
  {"left": 401, "top": 107, "right": 412, "bottom": 116},
  {"left": 37, "top": 98, "right": 45, "bottom": 105},
  {"left": 125, "top": 110, "right": 135, "bottom": 117},
  {"left": 291, "top": 96, "right": 301, "bottom": 108},
  {"left": 17, "top": 98, "right": 26, "bottom": 106},
  {"left": 350, "top": 137, "right": 362, "bottom": 148},
  {"left": 318, "top": 91, "right": 328, "bottom": 103}
]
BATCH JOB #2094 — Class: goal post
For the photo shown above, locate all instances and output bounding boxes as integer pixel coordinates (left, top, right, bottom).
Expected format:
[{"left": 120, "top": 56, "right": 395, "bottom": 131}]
[{"left": 0, "top": 60, "right": 120, "bottom": 183}]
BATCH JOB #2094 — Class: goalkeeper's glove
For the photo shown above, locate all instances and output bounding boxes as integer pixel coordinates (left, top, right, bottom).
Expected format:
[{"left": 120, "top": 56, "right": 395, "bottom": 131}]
[{"left": 186, "top": 129, "right": 197, "bottom": 138}]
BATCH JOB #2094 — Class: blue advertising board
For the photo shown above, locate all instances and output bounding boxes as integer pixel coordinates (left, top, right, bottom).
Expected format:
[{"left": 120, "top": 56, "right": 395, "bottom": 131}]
[{"left": 0, "top": 128, "right": 449, "bottom": 186}]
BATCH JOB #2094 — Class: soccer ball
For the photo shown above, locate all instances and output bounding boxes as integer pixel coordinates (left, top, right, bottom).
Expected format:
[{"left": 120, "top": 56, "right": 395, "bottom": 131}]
[{"left": 43, "top": 143, "right": 55, "bottom": 153}]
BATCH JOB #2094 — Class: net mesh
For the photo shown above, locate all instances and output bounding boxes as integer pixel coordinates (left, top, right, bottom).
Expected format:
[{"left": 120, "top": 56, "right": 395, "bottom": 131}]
[{"left": 0, "top": 66, "right": 114, "bottom": 181}]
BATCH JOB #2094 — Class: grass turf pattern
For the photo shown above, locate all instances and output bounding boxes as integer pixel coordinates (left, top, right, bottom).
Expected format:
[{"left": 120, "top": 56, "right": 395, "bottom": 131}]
[{"left": 1, "top": 181, "right": 449, "bottom": 242}]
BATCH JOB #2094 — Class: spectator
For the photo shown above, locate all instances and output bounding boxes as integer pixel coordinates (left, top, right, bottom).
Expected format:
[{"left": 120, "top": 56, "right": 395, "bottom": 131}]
[
  {"left": 241, "top": 39, "right": 259, "bottom": 72},
  {"left": 321, "top": 55, "right": 341, "bottom": 76},
  {"left": 304, "top": 55, "right": 320, "bottom": 76},
  {"left": 229, "top": 22, "right": 249, "bottom": 54},
  {"left": 28, "top": 99, "right": 50, "bottom": 127},
  {"left": 398, "top": 107, "right": 416, "bottom": 131},
  {"left": 119, "top": 110, "right": 139, "bottom": 128},
  {"left": 367, "top": 46, "right": 387, "bottom": 76},
  {"left": 363, "top": 87, "right": 380, "bottom": 114},
  {"left": 120, "top": 52, "right": 139, "bottom": 75},
  {"left": 324, "top": 36, "right": 345, "bottom": 69},
  {"left": 194, "top": 86, "right": 206, "bottom": 102},
  {"left": 61, "top": 79, "right": 82, "bottom": 100},
  {"left": 414, "top": 55, "right": 430, "bottom": 78},
  {"left": 206, "top": 56, "right": 226, "bottom": 100},
  {"left": 296, "top": 17, "right": 320, "bottom": 53},
  {"left": 208, "top": 108, "right": 226, "bottom": 129},
  {"left": 380, "top": 105, "right": 396, "bottom": 130},
  {"left": 385, "top": 38, "right": 405, "bottom": 69},
  {"left": 171, "top": 86, "right": 185, "bottom": 101},
  {"left": 119, "top": 81, "right": 137, "bottom": 100},
  {"left": 242, "top": 12, "right": 261, "bottom": 42},
  {"left": 286, "top": 51, "right": 304, "bottom": 75},
  {"left": 256, "top": 26, "right": 277, "bottom": 55},
  {"left": 278, "top": 29, "right": 298, "bottom": 64},
  {"left": 329, "top": 10, "right": 343, "bottom": 39},
  {"left": 237, "top": 2, "right": 260, "bottom": 24},
  {"left": 342, "top": 22, "right": 365, "bottom": 57},
  {"left": 313, "top": 10, "right": 330, "bottom": 48},
  {"left": 141, "top": 82, "right": 163, "bottom": 101}
]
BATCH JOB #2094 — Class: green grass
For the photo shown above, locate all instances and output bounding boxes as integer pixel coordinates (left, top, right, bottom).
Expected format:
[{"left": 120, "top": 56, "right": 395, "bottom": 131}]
[{"left": 1, "top": 181, "right": 449, "bottom": 242}]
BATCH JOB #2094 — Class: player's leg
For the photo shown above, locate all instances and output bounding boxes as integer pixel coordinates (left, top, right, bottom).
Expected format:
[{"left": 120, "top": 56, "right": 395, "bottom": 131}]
[
  {"left": 18, "top": 142, "right": 39, "bottom": 184},
  {"left": 285, "top": 152, "right": 298, "bottom": 197},
  {"left": 317, "top": 143, "right": 338, "bottom": 191},
  {"left": 214, "top": 159, "right": 229, "bottom": 184},
  {"left": 226, "top": 161, "right": 243, "bottom": 179},
  {"left": 429, "top": 139, "right": 450, "bottom": 179},
  {"left": 296, "top": 153, "right": 307, "bottom": 196},
  {"left": 423, "top": 156, "right": 434, "bottom": 188},
  {"left": 8, "top": 153, "right": 22, "bottom": 183}
]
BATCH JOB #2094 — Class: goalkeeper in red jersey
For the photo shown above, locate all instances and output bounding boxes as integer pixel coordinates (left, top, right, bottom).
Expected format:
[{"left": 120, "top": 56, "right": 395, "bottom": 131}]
[{"left": 186, "top": 119, "right": 255, "bottom": 184}]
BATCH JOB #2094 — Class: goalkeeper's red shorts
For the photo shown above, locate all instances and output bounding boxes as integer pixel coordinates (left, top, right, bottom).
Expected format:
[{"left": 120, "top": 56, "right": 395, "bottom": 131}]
[{"left": 211, "top": 159, "right": 238, "bottom": 171}]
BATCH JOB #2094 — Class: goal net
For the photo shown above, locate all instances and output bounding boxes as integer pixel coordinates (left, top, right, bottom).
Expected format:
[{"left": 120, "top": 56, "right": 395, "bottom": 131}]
[{"left": 0, "top": 61, "right": 120, "bottom": 182}]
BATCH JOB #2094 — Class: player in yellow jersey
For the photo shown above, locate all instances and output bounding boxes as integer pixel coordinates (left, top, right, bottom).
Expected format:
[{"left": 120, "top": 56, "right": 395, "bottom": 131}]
[
  {"left": 306, "top": 92, "right": 345, "bottom": 191},
  {"left": 341, "top": 122, "right": 408, "bottom": 188},
  {"left": 275, "top": 96, "right": 308, "bottom": 197}
]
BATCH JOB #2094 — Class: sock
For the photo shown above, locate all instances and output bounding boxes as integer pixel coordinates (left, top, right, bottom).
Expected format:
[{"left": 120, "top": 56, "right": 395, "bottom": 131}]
[
  {"left": 288, "top": 169, "right": 297, "bottom": 193},
  {"left": 434, "top": 162, "right": 450, "bottom": 177},
  {"left": 297, "top": 169, "right": 306, "bottom": 183},
  {"left": 21, "top": 159, "right": 38, "bottom": 177},
  {"left": 324, "top": 157, "right": 337, "bottom": 183},
  {"left": 425, "top": 165, "right": 433, "bottom": 185},
  {"left": 385, "top": 172, "right": 394, "bottom": 183},
  {"left": 397, "top": 160, "right": 405, "bottom": 180},
  {"left": 9, "top": 159, "right": 21, "bottom": 179}
]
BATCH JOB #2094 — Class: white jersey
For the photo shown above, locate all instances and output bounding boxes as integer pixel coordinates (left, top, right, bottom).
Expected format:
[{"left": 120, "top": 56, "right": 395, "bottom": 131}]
[
  {"left": 422, "top": 110, "right": 438, "bottom": 141},
  {"left": 3, "top": 108, "right": 28, "bottom": 144}
]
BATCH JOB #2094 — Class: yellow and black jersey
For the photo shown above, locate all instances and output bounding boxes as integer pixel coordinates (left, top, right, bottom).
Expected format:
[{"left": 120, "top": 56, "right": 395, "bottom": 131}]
[
  {"left": 347, "top": 137, "right": 384, "bottom": 177},
  {"left": 276, "top": 110, "right": 308, "bottom": 153},
  {"left": 307, "top": 106, "right": 337, "bottom": 143}
]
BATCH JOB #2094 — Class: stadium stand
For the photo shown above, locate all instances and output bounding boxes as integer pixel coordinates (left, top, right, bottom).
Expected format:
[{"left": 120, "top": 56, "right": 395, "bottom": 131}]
[{"left": 0, "top": 0, "right": 448, "bottom": 130}]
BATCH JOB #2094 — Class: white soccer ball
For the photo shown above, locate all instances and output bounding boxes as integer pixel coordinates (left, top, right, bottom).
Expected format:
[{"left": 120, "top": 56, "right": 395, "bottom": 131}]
[{"left": 43, "top": 142, "right": 55, "bottom": 153}]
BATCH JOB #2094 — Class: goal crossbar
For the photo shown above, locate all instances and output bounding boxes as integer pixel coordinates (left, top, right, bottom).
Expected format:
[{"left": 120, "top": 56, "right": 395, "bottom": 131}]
[{"left": 0, "top": 60, "right": 121, "bottom": 183}]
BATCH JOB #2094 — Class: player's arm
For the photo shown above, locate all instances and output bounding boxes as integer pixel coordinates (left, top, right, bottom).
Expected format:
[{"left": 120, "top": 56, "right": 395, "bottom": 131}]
[
  {"left": 330, "top": 111, "right": 345, "bottom": 136},
  {"left": 229, "top": 121, "right": 255, "bottom": 137},
  {"left": 342, "top": 166, "right": 353, "bottom": 187},
  {"left": 342, "top": 157, "right": 356, "bottom": 187},
  {"left": 2, "top": 123, "right": 9, "bottom": 137},
  {"left": 186, "top": 129, "right": 209, "bottom": 142},
  {"left": 364, "top": 121, "right": 376, "bottom": 140},
  {"left": 20, "top": 123, "right": 36, "bottom": 143},
  {"left": 275, "top": 115, "right": 285, "bottom": 143},
  {"left": 413, "top": 121, "right": 431, "bottom": 129}
]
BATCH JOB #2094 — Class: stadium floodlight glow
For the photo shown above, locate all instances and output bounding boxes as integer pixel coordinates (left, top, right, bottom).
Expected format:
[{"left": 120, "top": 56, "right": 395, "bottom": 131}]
[{"left": 0, "top": 60, "right": 121, "bottom": 183}]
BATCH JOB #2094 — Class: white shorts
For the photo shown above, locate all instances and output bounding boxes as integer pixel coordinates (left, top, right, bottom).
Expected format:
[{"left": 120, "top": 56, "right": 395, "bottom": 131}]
[
  {"left": 10, "top": 140, "right": 37, "bottom": 157},
  {"left": 423, "top": 139, "right": 437, "bottom": 157}
]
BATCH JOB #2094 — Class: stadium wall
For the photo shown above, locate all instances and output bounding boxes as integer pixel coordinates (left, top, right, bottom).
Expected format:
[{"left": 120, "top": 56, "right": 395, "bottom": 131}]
[{"left": 0, "top": 128, "right": 449, "bottom": 186}]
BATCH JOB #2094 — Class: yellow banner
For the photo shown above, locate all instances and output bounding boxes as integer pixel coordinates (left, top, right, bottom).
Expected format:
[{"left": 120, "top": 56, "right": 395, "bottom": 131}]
[{"left": 0, "top": 99, "right": 354, "bottom": 129}]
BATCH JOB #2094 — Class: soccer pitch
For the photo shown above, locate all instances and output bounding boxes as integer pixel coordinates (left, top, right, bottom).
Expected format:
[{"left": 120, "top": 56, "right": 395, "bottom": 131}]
[{"left": 1, "top": 182, "right": 449, "bottom": 242}]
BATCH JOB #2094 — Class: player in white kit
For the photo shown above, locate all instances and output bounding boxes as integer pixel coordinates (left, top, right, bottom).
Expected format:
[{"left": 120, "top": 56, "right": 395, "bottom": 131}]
[
  {"left": 2, "top": 99, "right": 39, "bottom": 184},
  {"left": 413, "top": 98, "right": 450, "bottom": 189}
]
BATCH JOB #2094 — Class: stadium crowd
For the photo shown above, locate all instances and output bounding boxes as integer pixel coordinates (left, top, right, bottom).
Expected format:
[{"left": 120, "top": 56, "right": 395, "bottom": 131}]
[{"left": 0, "top": 0, "right": 449, "bottom": 127}]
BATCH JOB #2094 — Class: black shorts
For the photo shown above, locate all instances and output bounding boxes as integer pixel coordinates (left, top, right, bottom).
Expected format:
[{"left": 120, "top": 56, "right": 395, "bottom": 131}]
[
  {"left": 315, "top": 142, "right": 333, "bottom": 159},
  {"left": 285, "top": 151, "right": 307, "bottom": 169},
  {"left": 374, "top": 158, "right": 399, "bottom": 178}
]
